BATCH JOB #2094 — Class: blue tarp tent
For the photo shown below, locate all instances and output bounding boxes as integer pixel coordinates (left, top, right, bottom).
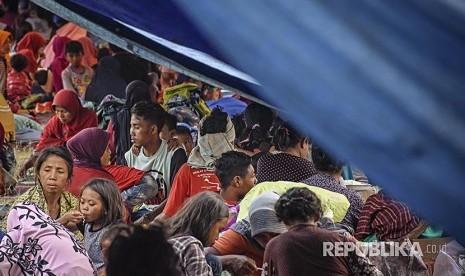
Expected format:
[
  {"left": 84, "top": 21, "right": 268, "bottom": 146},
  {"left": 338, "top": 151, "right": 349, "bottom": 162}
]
[{"left": 33, "top": 0, "right": 465, "bottom": 243}]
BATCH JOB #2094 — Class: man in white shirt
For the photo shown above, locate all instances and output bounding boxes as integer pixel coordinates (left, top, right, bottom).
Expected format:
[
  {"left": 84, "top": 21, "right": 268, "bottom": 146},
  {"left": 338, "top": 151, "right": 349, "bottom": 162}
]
[{"left": 125, "top": 101, "right": 187, "bottom": 198}]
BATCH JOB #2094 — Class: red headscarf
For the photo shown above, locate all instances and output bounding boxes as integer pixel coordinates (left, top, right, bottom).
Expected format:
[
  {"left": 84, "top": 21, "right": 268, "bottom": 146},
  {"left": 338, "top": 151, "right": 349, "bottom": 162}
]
[
  {"left": 16, "top": 32, "right": 47, "bottom": 58},
  {"left": 34, "top": 89, "right": 98, "bottom": 152},
  {"left": 17, "top": 49, "right": 38, "bottom": 74}
]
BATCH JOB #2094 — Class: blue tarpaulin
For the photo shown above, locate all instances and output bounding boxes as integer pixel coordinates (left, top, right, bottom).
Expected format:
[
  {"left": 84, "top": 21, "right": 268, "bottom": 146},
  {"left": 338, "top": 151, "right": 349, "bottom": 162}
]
[{"left": 33, "top": 0, "right": 465, "bottom": 243}]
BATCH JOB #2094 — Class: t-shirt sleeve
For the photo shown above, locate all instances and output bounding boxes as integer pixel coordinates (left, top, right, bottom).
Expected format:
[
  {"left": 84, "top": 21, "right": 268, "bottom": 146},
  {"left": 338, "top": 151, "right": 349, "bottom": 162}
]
[
  {"left": 163, "top": 164, "right": 189, "bottom": 217},
  {"left": 169, "top": 148, "right": 187, "bottom": 185},
  {"left": 212, "top": 229, "right": 249, "bottom": 255},
  {"left": 61, "top": 68, "right": 76, "bottom": 92}
]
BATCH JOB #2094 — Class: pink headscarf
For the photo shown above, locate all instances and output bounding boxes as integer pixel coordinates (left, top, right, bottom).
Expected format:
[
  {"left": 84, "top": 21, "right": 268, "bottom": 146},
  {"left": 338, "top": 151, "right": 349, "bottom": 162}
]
[
  {"left": 0, "top": 202, "right": 97, "bottom": 275},
  {"left": 78, "top": 36, "right": 97, "bottom": 67}
]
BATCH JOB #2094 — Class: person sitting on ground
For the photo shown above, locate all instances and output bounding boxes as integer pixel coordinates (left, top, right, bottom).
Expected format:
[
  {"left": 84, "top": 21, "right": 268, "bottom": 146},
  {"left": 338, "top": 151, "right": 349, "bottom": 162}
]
[
  {"left": 155, "top": 108, "right": 234, "bottom": 222},
  {"left": 125, "top": 101, "right": 186, "bottom": 198},
  {"left": 84, "top": 56, "right": 126, "bottom": 104},
  {"left": 6, "top": 52, "right": 30, "bottom": 111},
  {"left": 78, "top": 179, "right": 125, "bottom": 273},
  {"left": 1, "top": 146, "right": 83, "bottom": 235},
  {"left": 66, "top": 127, "right": 115, "bottom": 196},
  {"left": 207, "top": 191, "right": 288, "bottom": 276},
  {"left": 302, "top": 144, "right": 364, "bottom": 231},
  {"left": 355, "top": 191, "right": 430, "bottom": 242},
  {"left": 215, "top": 150, "right": 257, "bottom": 230},
  {"left": 0, "top": 202, "right": 96, "bottom": 275},
  {"left": 262, "top": 187, "right": 382, "bottom": 276},
  {"left": 18, "top": 89, "right": 97, "bottom": 177},
  {"left": 61, "top": 40, "right": 94, "bottom": 99},
  {"left": 107, "top": 80, "right": 152, "bottom": 165},
  {"left": 256, "top": 121, "right": 316, "bottom": 183},
  {"left": 66, "top": 127, "right": 160, "bottom": 215},
  {"left": 106, "top": 224, "right": 183, "bottom": 276},
  {"left": 167, "top": 192, "right": 229, "bottom": 276}
]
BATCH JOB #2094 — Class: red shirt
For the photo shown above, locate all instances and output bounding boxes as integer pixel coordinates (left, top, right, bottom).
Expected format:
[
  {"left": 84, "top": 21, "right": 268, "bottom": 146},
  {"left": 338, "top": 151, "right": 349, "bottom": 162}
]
[
  {"left": 163, "top": 163, "right": 221, "bottom": 217},
  {"left": 105, "top": 165, "right": 145, "bottom": 191},
  {"left": 67, "top": 167, "right": 115, "bottom": 196}
]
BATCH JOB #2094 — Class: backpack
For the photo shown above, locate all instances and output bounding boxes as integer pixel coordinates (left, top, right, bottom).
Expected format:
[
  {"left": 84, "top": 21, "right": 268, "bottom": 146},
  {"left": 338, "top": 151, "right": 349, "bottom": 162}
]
[
  {"left": 163, "top": 83, "right": 211, "bottom": 128},
  {"left": 95, "top": 98, "right": 126, "bottom": 129}
]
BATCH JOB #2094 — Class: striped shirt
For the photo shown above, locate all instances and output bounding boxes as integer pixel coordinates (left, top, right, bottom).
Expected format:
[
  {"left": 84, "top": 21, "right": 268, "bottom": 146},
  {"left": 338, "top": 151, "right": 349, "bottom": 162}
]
[
  {"left": 169, "top": 235, "right": 212, "bottom": 276},
  {"left": 355, "top": 193, "right": 420, "bottom": 241},
  {"left": 303, "top": 172, "right": 364, "bottom": 230}
]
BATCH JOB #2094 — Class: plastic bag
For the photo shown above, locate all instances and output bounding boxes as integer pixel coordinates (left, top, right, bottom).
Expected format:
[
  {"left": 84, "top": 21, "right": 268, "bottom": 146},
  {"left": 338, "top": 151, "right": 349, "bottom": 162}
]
[{"left": 433, "top": 251, "right": 463, "bottom": 276}]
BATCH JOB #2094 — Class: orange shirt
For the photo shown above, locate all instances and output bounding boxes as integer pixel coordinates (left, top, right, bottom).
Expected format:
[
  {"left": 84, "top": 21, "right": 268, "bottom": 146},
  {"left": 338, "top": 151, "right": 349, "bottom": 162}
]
[
  {"left": 163, "top": 163, "right": 221, "bottom": 217},
  {"left": 212, "top": 229, "right": 264, "bottom": 275}
]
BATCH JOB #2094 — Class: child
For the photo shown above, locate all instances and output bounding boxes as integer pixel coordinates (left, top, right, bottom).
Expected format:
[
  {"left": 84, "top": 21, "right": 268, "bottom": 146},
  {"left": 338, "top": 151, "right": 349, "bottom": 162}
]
[
  {"left": 174, "top": 124, "right": 194, "bottom": 156},
  {"left": 61, "top": 40, "right": 94, "bottom": 99},
  {"left": 78, "top": 178, "right": 125, "bottom": 273},
  {"left": 6, "top": 53, "right": 31, "bottom": 110}
]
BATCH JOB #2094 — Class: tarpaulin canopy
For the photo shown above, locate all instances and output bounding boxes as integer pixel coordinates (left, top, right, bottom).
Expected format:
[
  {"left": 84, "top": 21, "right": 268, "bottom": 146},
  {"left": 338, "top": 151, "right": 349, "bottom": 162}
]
[{"left": 33, "top": 0, "right": 465, "bottom": 243}]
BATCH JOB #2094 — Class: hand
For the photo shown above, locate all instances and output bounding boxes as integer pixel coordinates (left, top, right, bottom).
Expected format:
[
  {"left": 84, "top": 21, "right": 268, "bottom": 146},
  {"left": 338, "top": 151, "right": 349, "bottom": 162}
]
[
  {"left": 16, "top": 155, "right": 37, "bottom": 178},
  {"left": 61, "top": 211, "right": 84, "bottom": 225},
  {"left": 225, "top": 255, "right": 257, "bottom": 276},
  {"left": 131, "top": 145, "right": 141, "bottom": 155},
  {"left": 133, "top": 213, "right": 154, "bottom": 226}
]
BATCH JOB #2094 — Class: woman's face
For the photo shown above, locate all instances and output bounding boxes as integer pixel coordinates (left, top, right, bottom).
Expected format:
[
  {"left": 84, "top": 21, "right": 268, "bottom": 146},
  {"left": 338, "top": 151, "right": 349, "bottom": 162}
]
[
  {"left": 54, "top": 105, "right": 73, "bottom": 124},
  {"left": 38, "top": 155, "right": 70, "bottom": 195},
  {"left": 100, "top": 145, "right": 111, "bottom": 166},
  {"left": 205, "top": 217, "right": 228, "bottom": 247}
]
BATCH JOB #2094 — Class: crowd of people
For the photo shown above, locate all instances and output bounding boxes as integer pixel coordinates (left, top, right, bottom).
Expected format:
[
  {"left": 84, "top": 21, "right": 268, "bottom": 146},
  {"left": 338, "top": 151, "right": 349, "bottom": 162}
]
[{"left": 0, "top": 1, "right": 447, "bottom": 276}]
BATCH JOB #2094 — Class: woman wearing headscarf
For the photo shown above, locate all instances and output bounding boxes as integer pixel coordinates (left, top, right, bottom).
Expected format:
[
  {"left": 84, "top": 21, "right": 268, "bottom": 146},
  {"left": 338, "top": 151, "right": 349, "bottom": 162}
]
[
  {"left": 16, "top": 31, "right": 47, "bottom": 60},
  {"left": 1, "top": 146, "right": 83, "bottom": 235},
  {"left": 77, "top": 36, "right": 97, "bottom": 68},
  {"left": 66, "top": 127, "right": 115, "bottom": 196},
  {"left": 84, "top": 56, "right": 127, "bottom": 103},
  {"left": 0, "top": 202, "right": 96, "bottom": 275},
  {"left": 17, "top": 89, "right": 98, "bottom": 177},
  {"left": 49, "top": 36, "right": 71, "bottom": 92},
  {"left": 155, "top": 108, "right": 235, "bottom": 221},
  {"left": 107, "top": 80, "right": 151, "bottom": 165}
]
